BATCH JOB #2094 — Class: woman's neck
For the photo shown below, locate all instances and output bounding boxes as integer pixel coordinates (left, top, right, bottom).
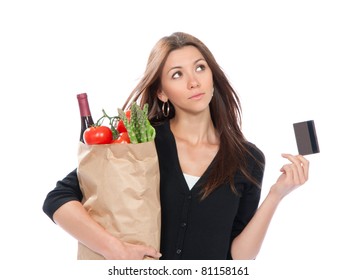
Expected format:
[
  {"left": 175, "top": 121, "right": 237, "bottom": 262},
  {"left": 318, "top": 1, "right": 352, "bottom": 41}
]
[{"left": 169, "top": 113, "right": 218, "bottom": 146}]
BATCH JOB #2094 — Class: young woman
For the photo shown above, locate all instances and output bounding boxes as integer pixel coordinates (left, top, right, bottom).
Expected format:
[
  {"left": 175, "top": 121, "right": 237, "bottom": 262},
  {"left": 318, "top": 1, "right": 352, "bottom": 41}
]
[{"left": 43, "top": 32, "right": 309, "bottom": 260}]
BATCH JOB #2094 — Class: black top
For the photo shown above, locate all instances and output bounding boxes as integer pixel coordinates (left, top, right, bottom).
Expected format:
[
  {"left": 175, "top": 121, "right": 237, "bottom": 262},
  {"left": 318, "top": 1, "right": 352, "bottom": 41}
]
[{"left": 43, "top": 120, "right": 265, "bottom": 260}]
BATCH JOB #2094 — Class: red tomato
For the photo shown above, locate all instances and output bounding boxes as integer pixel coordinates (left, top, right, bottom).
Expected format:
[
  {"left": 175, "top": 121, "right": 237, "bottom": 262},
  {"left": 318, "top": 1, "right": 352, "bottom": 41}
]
[
  {"left": 84, "top": 126, "right": 113, "bottom": 145},
  {"left": 117, "top": 120, "right": 126, "bottom": 133},
  {"left": 117, "top": 110, "right": 131, "bottom": 133},
  {"left": 111, "top": 132, "right": 131, "bottom": 144}
]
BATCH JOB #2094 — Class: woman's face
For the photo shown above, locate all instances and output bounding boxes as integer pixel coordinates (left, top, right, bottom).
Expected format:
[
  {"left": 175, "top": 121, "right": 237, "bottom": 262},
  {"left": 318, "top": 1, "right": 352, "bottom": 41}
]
[{"left": 158, "top": 45, "right": 214, "bottom": 116}]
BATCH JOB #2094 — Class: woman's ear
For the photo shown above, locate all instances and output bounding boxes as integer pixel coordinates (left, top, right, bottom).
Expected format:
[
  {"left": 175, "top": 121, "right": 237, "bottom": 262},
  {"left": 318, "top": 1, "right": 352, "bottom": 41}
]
[{"left": 157, "top": 89, "right": 168, "bottom": 103}]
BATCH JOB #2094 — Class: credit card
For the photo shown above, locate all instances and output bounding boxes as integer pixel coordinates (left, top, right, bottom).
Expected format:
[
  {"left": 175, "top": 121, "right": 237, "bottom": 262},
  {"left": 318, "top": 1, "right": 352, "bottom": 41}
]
[{"left": 293, "top": 120, "right": 320, "bottom": 155}]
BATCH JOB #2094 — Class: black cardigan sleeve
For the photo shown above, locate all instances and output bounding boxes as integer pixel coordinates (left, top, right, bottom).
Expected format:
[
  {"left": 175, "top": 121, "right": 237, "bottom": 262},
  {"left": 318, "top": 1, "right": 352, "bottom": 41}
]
[
  {"left": 230, "top": 143, "right": 265, "bottom": 240},
  {"left": 42, "top": 169, "right": 83, "bottom": 222}
]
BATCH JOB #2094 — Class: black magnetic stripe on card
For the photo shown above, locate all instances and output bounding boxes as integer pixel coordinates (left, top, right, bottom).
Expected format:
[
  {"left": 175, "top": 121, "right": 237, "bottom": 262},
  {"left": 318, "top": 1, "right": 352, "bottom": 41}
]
[{"left": 307, "top": 120, "right": 320, "bottom": 153}]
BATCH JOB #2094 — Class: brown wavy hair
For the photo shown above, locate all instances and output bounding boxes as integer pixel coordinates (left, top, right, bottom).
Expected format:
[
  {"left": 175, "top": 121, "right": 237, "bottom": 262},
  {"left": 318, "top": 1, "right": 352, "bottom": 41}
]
[{"left": 123, "top": 32, "right": 264, "bottom": 199}]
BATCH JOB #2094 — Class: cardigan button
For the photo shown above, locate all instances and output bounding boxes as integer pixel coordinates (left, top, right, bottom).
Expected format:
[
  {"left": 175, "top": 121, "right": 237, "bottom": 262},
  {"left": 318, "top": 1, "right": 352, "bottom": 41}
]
[
  {"left": 176, "top": 249, "right": 182, "bottom": 254},
  {"left": 181, "top": 222, "right": 187, "bottom": 227}
]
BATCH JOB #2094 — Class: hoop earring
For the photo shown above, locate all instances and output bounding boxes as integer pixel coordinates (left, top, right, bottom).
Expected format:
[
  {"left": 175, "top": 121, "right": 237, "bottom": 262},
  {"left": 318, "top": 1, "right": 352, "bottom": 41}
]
[{"left": 162, "top": 101, "right": 170, "bottom": 117}]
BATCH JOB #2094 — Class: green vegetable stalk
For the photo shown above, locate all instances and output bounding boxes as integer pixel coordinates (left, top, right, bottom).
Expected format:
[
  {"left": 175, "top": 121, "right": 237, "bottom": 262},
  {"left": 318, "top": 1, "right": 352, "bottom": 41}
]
[{"left": 118, "top": 103, "right": 156, "bottom": 144}]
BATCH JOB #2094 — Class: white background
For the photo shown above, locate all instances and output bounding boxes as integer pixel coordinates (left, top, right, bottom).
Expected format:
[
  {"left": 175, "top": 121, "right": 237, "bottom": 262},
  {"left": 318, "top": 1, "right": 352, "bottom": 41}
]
[{"left": 1, "top": 0, "right": 356, "bottom": 279}]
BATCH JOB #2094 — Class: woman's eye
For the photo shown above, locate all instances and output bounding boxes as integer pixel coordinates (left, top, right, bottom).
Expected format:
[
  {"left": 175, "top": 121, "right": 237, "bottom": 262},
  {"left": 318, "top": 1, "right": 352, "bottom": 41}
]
[
  {"left": 196, "top": 64, "right": 206, "bottom": 72},
  {"left": 172, "top": 71, "right": 182, "bottom": 79}
]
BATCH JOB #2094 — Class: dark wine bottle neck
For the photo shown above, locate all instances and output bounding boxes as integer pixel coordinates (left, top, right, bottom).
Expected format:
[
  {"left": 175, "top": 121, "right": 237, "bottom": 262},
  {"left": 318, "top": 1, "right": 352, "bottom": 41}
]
[
  {"left": 77, "top": 93, "right": 94, "bottom": 143},
  {"left": 78, "top": 98, "right": 91, "bottom": 117}
]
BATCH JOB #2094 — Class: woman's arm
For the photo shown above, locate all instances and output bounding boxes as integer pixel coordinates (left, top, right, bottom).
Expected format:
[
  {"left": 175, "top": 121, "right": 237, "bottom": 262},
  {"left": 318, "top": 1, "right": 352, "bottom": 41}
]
[
  {"left": 53, "top": 201, "right": 161, "bottom": 260},
  {"left": 43, "top": 169, "right": 161, "bottom": 260},
  {"left": 231, "top": 154, "right": 309, "bottom": 260}
]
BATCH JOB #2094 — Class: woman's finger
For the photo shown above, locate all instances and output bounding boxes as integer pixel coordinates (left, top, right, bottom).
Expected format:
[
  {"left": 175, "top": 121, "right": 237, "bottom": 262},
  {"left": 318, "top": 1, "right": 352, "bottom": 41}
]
[
  {"left": 281, "top": 154, "right": 309, "bottom": 185},
  {"left": 296, "top": 155, "right": 309, "bottom": 180},
  {"left": 144, "top": 246, "right": 162, "bottom": 259},
  {"left": 280, "top": 164, "right": 293, "bottom": 183}
]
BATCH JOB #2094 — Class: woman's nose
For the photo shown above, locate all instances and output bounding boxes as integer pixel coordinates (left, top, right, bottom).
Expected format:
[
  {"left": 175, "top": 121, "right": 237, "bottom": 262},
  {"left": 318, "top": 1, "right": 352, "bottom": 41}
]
[{"left": 187, "top": 75, "right": 200, "bottom": 89}]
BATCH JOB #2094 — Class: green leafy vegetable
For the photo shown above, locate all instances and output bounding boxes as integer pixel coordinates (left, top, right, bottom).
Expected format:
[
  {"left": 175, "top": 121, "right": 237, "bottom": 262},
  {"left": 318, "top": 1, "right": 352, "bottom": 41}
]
[{"left": 117, "top": 103, "right": 156, "bottom": 144}]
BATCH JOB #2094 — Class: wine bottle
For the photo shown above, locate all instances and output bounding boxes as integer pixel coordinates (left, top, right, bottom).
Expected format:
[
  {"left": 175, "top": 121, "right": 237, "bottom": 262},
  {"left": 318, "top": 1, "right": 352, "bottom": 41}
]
[{"left": 77, "top": 93, "right": 94, "bottom": 143}]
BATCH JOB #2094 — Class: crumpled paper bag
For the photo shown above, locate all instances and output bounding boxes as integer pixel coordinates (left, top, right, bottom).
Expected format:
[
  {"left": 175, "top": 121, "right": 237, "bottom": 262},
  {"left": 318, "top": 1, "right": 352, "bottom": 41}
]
[{"left": 76, "top": 141, "right": 161, "bottom": 259}]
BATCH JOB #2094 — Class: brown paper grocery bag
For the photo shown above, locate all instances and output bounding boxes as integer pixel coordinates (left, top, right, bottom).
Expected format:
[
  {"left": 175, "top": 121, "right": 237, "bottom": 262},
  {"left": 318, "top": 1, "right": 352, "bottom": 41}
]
[{"left": 76, "top": 141, "right": 161, "bottom": 260}]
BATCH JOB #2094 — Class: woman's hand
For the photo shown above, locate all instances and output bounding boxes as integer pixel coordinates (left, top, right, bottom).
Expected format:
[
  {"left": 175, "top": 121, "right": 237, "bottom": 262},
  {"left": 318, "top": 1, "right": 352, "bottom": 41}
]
[
  {"left": 270, "top": 153, "right": 309, "bottom": 200},
  {"left": 102, "top": 238, "right": 162, "bottom": 260}
]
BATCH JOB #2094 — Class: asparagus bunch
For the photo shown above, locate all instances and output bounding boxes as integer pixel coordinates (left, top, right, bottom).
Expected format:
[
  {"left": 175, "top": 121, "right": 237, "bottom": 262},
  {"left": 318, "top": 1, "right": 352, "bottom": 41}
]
[{"left": 117, "top": 103, "right": 156, "bottom": 144}]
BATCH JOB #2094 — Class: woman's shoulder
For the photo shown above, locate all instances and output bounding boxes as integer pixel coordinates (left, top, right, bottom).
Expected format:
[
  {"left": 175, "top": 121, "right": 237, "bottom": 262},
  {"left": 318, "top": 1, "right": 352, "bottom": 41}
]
[
  {"left": 152, "top": 120, "right": 173, "bottom": 150},
  {"left": 152, "top": 119, "right": 171, "bottom": 138},
  {"left": 152, "top": 119, "right": 169, "bottom": 130},
  {"left": 244, "top": 141, "right": 265, "bottom": 165}
]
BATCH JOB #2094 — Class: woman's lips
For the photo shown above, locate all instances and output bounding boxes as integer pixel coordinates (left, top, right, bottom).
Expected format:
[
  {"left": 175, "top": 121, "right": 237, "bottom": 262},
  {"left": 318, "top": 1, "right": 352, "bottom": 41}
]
[{"left": 189, "top": 93, "right": 205, "bottom": 99}]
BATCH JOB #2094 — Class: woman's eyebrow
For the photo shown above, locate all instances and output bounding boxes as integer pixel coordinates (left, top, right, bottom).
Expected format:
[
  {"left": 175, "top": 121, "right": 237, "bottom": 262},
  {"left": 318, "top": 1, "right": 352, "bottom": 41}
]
[{"left": 166, "top": 58, "right": 205, "bottom": 74}]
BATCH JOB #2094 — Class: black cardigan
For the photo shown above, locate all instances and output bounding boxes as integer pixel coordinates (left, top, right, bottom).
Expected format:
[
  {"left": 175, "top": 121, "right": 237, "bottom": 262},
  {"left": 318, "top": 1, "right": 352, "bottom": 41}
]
[{"left": 43, "top": 120, "right": 265, "bottom": 260}]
